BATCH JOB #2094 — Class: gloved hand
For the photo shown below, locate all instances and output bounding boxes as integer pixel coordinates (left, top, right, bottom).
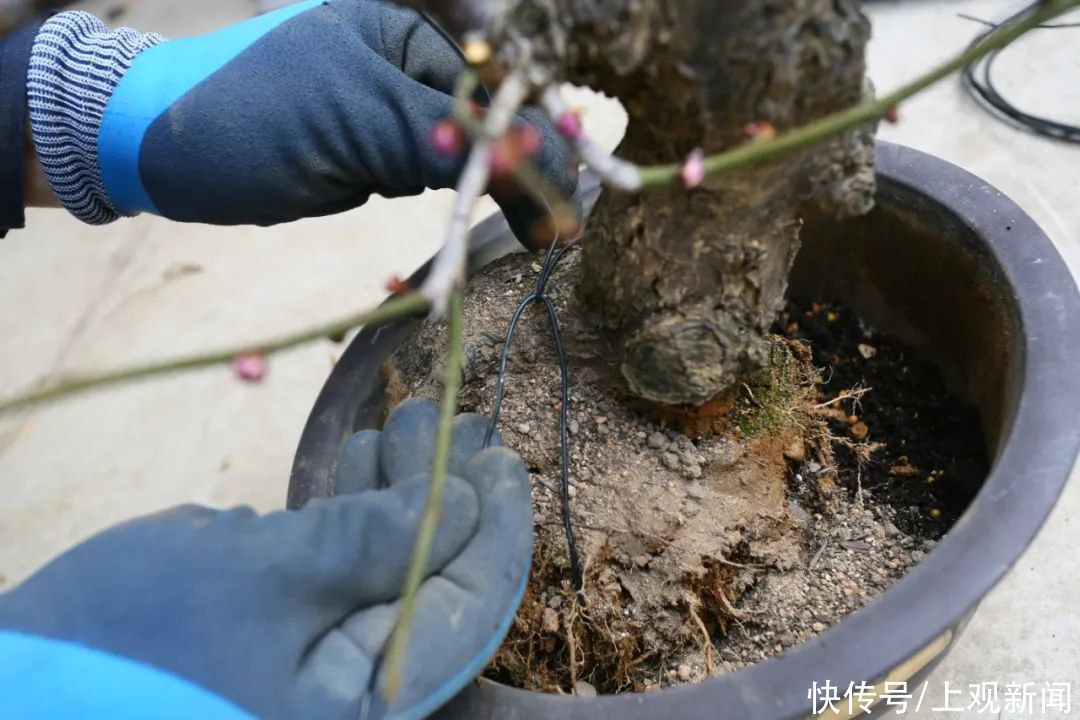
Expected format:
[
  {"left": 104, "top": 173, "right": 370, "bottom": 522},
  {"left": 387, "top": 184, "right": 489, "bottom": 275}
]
[
  {"left": 0, "top": 399, "right": 532, "bottom": 720},
  {"left": 26, "top": 0, "right": 577, "bottom": 248}
]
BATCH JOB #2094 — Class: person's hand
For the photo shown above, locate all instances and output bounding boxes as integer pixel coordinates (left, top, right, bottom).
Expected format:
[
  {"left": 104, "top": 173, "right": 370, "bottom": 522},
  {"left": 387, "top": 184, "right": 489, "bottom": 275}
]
[
  {"left": 0, "top": 399, "right": 533, "bottom": 719},
  {"left": 26, "top": 0, "right": 578, "bottom": 248}
]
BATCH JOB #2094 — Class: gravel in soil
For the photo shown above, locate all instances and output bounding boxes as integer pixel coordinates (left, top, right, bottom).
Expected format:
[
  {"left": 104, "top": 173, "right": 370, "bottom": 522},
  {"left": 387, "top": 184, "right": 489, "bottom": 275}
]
[{"left": 382, "top": 249, "right": 987, "bottom": 693}]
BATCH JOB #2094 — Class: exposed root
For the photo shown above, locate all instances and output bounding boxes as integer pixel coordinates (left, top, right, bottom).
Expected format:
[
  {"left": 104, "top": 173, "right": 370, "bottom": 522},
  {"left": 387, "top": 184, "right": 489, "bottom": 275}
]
[{"left": 687, "top": 604, "right": 714, "bottom": 676}]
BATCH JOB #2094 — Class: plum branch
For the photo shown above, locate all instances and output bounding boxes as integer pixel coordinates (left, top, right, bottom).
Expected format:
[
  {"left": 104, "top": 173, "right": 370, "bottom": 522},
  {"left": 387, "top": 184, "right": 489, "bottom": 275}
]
[
  {"left": 633, "top": 0, "right": 1080, "bottom": 187},
  {"left": 417, "top": 69, "right": 529, "bottom": 317},
  {"left": 380, "top": 289, "right": 464, "bottom": 698},
  {"left": 0, "top": 293, "right": 429, "bottom": 416},
  {"left": 4, "top": 0, "right": 1070, "bottom": 416}
]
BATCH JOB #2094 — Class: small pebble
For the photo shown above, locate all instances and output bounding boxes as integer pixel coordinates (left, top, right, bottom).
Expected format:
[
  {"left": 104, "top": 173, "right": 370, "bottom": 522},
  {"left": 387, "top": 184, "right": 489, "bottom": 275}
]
[
  {"left": 811, "top": 622, "right": 825, "bottom": 633},
  {"left": 850, "top": 421, "right": 869, "bottom": 440},
  {"left": 647, "top": 432, "right": 667, "bottom": 449},
  {"left": 634, "top": 554, "right": 651, "bottom": 568},
  {"left": 677, "top": 664, "right": 692, "bottom": 682},
  {"left": 567, "top": 485, "right": 577, "bottom": 498},
  {"left": 661, "top": 452, "right": 680, "bottom": 470},
  {"left": 548, "top": 594, "right": 563, "bottom": 609},
  {"left": 788, "top": 500, "right": 810, "bottom": 524},
  {"left": 568, "top": 419, "right": 579, "bottom": 435},
  {"left": 683, "top": 464, "right": 703, "bottom": 479},
  {"left": 687, "top": 483, "right": 707, "bottom": 499},
  {"left": 678, "top": 451, "right": 699, "bottom": 466},
  {"left": 542, "top": 608, "right": 560, "bottom": 633},
  {"left": 573, "top": 680, "right": 598, "bottom": 698},
  {"left": 516, "top": 423, "right": 531, "bottom": 435},
  {"left": 714, "top": 438, "right": 743, "bottom": 467},
  {"left": 783, "top": 439, "right": 806, "bottom": 462}
]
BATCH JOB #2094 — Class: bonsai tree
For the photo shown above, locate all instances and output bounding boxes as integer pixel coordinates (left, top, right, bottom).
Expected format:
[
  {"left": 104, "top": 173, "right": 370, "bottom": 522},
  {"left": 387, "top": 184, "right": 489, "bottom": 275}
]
[{"left": 2, "top": 0, "right": 1075, "bottom": 697}]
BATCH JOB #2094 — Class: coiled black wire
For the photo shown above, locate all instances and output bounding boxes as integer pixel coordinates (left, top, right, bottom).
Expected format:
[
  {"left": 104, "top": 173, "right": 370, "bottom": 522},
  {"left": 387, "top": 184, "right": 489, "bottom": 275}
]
[
  {"left": 484, "top": 232, "right": 584, "bottom": 592},
  {"left": 961, "top": 2, "right": 1080, "bottom": 143}
]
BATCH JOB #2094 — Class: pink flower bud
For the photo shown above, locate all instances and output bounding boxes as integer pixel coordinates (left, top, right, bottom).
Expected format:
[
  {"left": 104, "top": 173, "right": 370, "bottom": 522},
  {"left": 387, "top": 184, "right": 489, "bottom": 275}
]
[
  {"left": 385, "top": 275, "right": 412, "bottom": 295},
  {"left": 679, "top": 148, "right": 706, "bottom": 189},
  {"left": 884, "top": 106, "right": 900, "bottom": 124},
  {"left": 512, "top": 124, "right": 543, "bottom": 158},
  {"left": 233, "top": 352, "right": 267, "bottom": 383},
  {"left": 555, "top": 111, "right": 584, "bottom": 139},
  {"left": 429, "top": 119, "right": 465, "bottom": 156},
  {"left": 489, "top": 140, "right": 518, "bottom": 178},
  {"left": 744, "top": 121, "right": 777, "bottom": 141}
]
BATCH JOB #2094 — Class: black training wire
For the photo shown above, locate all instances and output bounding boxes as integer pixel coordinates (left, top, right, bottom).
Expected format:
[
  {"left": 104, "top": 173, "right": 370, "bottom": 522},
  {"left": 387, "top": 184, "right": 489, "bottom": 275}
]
[
  {"left": 484, "top": 228, "right": 585, "bottom": 593},
  {"left": 537, "top": 292, "right": 584, "bottom": 592},
  {"left": 483, "top": 232, "right": 561, "bottom": 446},
  {"left": 961, "top": 2, "right": 1080, "bottom": 143}
]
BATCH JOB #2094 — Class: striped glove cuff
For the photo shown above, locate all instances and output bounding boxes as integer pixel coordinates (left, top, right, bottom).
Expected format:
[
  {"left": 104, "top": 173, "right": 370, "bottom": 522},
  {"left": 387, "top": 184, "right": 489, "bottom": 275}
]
[{"left": 26, "top": 12, "right": 164, "bottom": 225}]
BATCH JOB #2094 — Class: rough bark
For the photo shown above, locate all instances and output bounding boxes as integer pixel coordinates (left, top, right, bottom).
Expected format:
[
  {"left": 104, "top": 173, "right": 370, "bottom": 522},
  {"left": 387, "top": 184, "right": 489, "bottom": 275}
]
[
  {"left": 564, "top": 1, "right": 874, "bottom": 406},
  {"left": 405, "top": 0, "right": 875, "bottom": 407}
]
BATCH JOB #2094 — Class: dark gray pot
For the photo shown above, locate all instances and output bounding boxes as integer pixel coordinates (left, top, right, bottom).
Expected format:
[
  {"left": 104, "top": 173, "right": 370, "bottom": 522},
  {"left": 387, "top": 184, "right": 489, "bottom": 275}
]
[{"left": 287, "top": 142, "right": 1080, "bottom": 720}]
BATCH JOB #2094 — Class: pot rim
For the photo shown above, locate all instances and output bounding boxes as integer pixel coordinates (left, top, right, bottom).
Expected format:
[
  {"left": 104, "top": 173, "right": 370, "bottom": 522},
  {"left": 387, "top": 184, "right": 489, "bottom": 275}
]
[{"left": 290, "top": 142, "right": 1080, "bottom": 719}]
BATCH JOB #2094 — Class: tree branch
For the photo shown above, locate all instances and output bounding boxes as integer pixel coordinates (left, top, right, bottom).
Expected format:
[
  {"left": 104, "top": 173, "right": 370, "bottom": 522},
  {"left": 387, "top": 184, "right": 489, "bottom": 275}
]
[
  {"left": 419, "top": 70, "right": 529, "bottom": 316},
  {"left": 635, "top": 0, "right": 1080, "bottom": 187},
  {"left": 381, "top": 289, "right": 464, "bottom": 697},
  {"left": 540, "top": 85, "right": 643, "bottom": 191},
  {"left": 0, "top": 293, "right": 429, "bottom": 416}
]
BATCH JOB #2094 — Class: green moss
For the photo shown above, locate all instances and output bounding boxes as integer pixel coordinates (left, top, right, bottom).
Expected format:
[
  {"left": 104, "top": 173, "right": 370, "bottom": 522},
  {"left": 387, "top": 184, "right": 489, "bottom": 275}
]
[{"left": 735, "top": 337, "right": 815, "bottom": 437}]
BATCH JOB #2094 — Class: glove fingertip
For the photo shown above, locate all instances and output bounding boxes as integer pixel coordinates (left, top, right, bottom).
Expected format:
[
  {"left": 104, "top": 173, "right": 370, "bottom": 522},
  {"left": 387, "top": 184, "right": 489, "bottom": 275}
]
[
  {"left": 334, "top": 429, "right": 381, "bottom": 495},
  {"left": 462, "top": 446, "right": 532, "bottom": 527},
  {"left": 381, "top": 398, "right": 440, "bottom": 482},
  {"left": 449, "top": 413, "right": 501, "bottom": 475}
]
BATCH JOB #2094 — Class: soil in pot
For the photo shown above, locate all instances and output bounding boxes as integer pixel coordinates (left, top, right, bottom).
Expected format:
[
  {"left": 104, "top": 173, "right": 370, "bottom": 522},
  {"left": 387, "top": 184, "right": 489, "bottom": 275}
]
[{"left": 382, "top": 247, "right": 986, "bottom": 694}]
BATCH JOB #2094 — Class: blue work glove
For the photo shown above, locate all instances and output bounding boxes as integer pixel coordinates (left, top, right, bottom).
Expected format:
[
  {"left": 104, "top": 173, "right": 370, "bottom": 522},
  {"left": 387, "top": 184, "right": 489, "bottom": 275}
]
[
  {"left": 25, "top": 0, "right": 577, "bottom": 248},
  {"left": 0, "top": 399, "right": 532, "bottom": 720}
]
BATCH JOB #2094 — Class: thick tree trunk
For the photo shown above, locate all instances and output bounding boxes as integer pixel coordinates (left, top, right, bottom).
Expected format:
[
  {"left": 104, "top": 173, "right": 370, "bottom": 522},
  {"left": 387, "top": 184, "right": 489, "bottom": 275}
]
[
  {"left": 563, "top": 0, "right": 875, "bottom": 406},
  {"left": 405, "top": 0, "right": 875, "bottom": 407}
]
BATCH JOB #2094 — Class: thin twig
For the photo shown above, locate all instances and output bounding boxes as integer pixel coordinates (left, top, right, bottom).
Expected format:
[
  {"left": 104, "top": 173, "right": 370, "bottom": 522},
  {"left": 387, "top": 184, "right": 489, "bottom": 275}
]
[
  {"left": 631, "top": 0, "right": 1080, "bottom": 187},
  {"left": 420, "top": 71, "right": 529, "bottom": 317},
  {"left": 0, "top": 293, "right": 429, "bottom": 417},
  {"left": 742, "top": 383, "right": 761, "bottom": 407},
  {"left": 809, "top": 536, "right": 830, "bottom": 571},
  {"left": 714, "top": 556, "right": 766, "bottom": 571},
  {"left": 540, "top": 85, "right": 643, "bottom": 191},
  {"left": 688, "top": 604, "right": 714, "bottom": 676},
  {"left": 811, "top": 386, "right": 871, "bottom": 409},
  {"left": 381, "top": 289, "right": 464, "bottom": 697}
]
